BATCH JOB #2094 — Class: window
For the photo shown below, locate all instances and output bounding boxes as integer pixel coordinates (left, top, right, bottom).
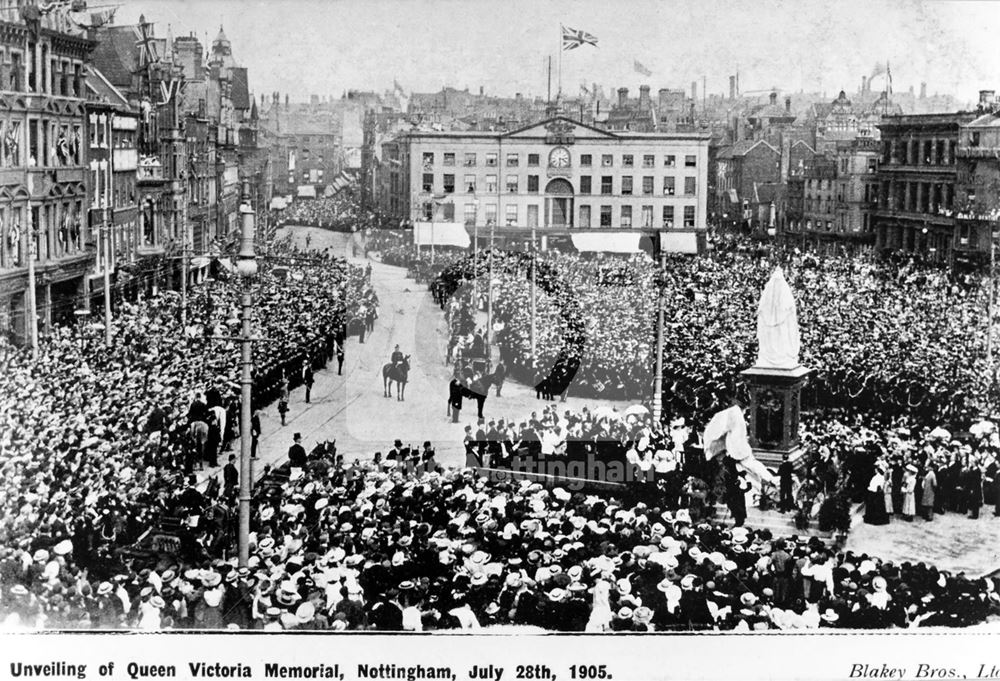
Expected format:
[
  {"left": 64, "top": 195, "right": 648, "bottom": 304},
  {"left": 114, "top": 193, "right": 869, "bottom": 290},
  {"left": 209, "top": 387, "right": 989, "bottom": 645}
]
[
  {"left": 580, "top": 154, "right": 593, "bottom": 167},
  {"left": 641, "top": 205, "right": 653, "bottom": 228},
  {"left": 621, "top": 176, "right": 633, "bottom": 195},
  {"left": 485, "top": 203, "right": 497, "bottom": 224},
  {"left": 506, "top": 153, "right": 519, "bottom": 167},
  {"left": 685, "top": 155, "right": 697, "bottom": 167},
  {"left": 527, "top": 205, "right": 539, "bottom": 227},
  {"left": 464, "top": 203, "right": 477, "bottom": 225},
  {"left": 601, "top": 176, "right": 613, "bottom": 195},
  {"left": 506, "top": 174, "right": 518, "bottom": 193},
  {"left": 527, "top": 175, "right": 539, "bottom": 193},
  {"left": 505, "top": 205, "right": 518, "bottom": 225},
  {"left": 422, "top": 173, "right": 433, "bottom": 192},
  {"left": 422, "top": 202, "right": 434, "bottom": 220},
  {"left": 486, "top": 175, "right": 497, "bottom": 193},
  {"left": 579, "top": 176, "right": 592, "bottom": 194},
  {"left": 443, "top": 152, "right": 455, "bottom": 166},
  {"left": 683, "top": 205, "right": 695, "bottom": 227},
  {"left": 443, "top": 174, "right": 455, "bottom": 193},
  {"left": 422, "top": 152, "right": 434, "bottom": 168},
  {"left": 664, "top": 155, "right": 676, "bottom": 167},
  {"left": 579, "top": 205, "right": 591, "bottom": 228},
  {"left": 970, "top": 132, "right": 981, "bottom": 148},
  {"left": 621, "top": 205, "right": 632, "bottom": 227},
  {"left": 642, "top": 154, "right": 655, "bottom": 168},
  {"left": 464, "top": 174, "right": 476, "bottom": 193},
  {"left": 601, "top": 154, "right": 613, "bottom": 167},
  {"left": 642, "top": 176, "right": 653, "bottom": 196},
  {"left": 464, "top": 153, "right": 477, "bottom": 166},
  {"left": 684, "top": 177, "right": 696, "bottom": 195},
  {"left": 528, "top": 153, "right": 540, "bottom": 167},
  {"left": 623, "top": 154, "right": 634, "bottom": 168},
  {"left": 663, "top": 176, "right": 675, "bottom": 195},
  {"left": 486, "top": 153, "right": 497, "bottom": 166},
  {"left": 442, "top": 204, "right": 455, "bottom": 221},
  {"left": 662, "top": 205, "right": 674, "bottom": 228},
  {"left": 600, "top": 205, "right": 612, "bottom": 227}
]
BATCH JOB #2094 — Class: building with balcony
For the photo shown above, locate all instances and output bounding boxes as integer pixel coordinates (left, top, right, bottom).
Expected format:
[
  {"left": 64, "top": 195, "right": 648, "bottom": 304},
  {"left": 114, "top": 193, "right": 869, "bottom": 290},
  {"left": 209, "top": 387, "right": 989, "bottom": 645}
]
[
  {"left": 84, "top": 65, "right": 140, "bottom": 310},
  {"left": 378, "top": 116, "right": 710, "bottom": 251},
  {"left": 953, "top": 91, "right": 1000, "bottom": 267},
  {"left": 873, "top": 112, "right": 977, "bottom": 264},
  {"left": 0, "top": 1, "right": 94, "bottom": 343}
]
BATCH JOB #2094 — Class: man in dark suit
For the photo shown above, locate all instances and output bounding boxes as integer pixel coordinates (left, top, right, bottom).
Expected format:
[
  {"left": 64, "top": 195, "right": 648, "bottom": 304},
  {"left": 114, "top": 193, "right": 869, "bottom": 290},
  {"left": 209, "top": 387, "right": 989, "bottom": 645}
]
[
  {"left": 448, "top": 376, "right": 464, "bottom": 423},
  {"left": 336, "top": 342, "right": 345, "bottom": 375},
  {"left": 778, "top": 453, "right": 795, "bottom": 513},
  {"left": 303, "top": 365, "right": 314, "bottom": 404},
  {"left": 288, "top": 433, "right": 307, "bottom": 470},
  {"left": 250, "top": 410, "right": 261, "bottom": 459},
  {"left": 369, "top": 590, "right": 404, "bottom": 631},
  {"left": 223, "top": 455, "right": 238, "bottom": 498}
]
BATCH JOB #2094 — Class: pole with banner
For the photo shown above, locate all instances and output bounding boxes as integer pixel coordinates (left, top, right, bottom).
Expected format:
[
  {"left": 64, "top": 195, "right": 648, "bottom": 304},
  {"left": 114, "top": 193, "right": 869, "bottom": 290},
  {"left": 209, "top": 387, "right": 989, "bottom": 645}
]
[{"left": 652, "top": 242, "right": 666, "bottom": 424}]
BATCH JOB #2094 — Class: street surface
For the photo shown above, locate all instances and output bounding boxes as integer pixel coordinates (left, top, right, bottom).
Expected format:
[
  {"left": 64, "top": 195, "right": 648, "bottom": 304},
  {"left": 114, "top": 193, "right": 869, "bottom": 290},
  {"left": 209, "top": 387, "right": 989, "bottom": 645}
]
[{"left": 198, "top": 225, "right": 632, "bottom": 489}]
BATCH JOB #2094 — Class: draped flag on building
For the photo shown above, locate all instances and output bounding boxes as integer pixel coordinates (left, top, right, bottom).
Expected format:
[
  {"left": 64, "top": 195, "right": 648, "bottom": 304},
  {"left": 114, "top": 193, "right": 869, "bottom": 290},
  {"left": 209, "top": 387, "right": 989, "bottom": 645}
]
[
  {"left": 561, "top": 25, "right": 598, "bottom": 50},
  {"left": 701, "top": 405, "right": 776, "bottom": 484},
  {"left": 633, "top": 59, "right": 652, "bottom": 77}
]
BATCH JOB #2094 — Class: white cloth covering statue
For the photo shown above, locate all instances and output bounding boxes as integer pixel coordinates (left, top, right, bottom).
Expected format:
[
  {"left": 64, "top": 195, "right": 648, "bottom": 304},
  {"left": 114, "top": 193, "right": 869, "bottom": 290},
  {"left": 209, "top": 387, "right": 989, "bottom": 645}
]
[{"left": 756, "top": 267, "right": 800, "bottom": 369}]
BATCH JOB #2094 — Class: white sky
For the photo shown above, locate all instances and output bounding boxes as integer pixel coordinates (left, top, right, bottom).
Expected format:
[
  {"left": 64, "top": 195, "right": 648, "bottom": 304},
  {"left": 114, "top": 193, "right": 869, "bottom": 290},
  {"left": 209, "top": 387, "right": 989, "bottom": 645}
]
[{"left": 116, "top": 0, "right": 1000, "bottom": 105}]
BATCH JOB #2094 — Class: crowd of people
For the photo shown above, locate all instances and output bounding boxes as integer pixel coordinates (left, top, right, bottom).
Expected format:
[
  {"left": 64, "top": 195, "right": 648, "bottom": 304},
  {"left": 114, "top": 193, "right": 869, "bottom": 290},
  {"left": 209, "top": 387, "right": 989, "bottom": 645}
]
[
  {"left": 4, "top": 438, "right": 996, "bottom": 630},
  {"left": 0, "top": 237, "right": 375, "bottom": 628}
]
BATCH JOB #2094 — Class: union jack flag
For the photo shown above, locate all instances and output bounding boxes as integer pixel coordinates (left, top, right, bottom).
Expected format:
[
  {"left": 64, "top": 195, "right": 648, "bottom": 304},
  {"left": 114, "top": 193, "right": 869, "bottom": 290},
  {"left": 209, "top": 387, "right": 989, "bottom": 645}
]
[{"left": 561, "top": 25, "right": 598, "bottom": 50}]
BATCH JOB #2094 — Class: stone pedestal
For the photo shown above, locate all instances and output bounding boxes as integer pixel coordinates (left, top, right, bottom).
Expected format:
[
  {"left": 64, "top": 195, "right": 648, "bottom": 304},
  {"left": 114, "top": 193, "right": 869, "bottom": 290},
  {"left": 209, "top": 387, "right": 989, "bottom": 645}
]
[{"left": 739, "top": 365, "right": 811, "bottom": 469}]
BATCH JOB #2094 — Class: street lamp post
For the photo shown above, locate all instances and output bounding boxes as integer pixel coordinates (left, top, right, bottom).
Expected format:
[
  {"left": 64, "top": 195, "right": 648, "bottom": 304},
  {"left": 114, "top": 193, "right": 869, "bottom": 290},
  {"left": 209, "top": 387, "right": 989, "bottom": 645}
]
[
  {"left": 235, "top": 181, "right": 257, "bottom": 568},
  {"left": 486, "top": 218, "right": 495, "bottom": 369},
  {"left": 26, "top": 211, "right": 38, "bottom": 360},
  {"left": 529, "top": 222, "right": 536, "bottom": 377},
  {"left": 102, "top": 209, "right": 112, "bottom": 348},
  {"left": 652, "top": 248, "right": 666, "bottom": 424}
]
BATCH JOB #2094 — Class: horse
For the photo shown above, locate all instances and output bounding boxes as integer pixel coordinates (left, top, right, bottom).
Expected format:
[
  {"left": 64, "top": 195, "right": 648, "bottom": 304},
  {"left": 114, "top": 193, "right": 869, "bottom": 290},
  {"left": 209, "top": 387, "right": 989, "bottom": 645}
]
[
  {"left": 463, "top": 370, "right": 500, "bottom": 419},
  {"left": 382, "top": 355, "right": 411, "bottom": 401}
]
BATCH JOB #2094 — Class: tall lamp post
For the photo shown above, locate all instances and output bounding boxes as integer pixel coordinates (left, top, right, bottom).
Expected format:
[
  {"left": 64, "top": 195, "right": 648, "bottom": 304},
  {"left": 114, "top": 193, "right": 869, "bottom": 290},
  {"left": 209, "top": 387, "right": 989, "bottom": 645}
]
[
  {"left": 102, "top": 208, "right": 112, "bottom": 348},
  {"left": 651, "top": 246, "right": 666, "bottom": 424},
  {"left": 235, "top": 181, "right": 257, "bottom": 568},
  {"left": 486, "top": 218, "right": 495, "bottom": 368},
  {"left": 26, "top": 211, "right": 38, "bottom": 360}
]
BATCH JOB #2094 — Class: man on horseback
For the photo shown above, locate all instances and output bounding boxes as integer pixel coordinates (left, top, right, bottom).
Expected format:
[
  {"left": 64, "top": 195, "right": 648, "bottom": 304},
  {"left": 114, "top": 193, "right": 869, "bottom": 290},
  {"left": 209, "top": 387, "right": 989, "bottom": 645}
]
[{"left": 390, "top": 344, "right": 404, "bottom": 369}]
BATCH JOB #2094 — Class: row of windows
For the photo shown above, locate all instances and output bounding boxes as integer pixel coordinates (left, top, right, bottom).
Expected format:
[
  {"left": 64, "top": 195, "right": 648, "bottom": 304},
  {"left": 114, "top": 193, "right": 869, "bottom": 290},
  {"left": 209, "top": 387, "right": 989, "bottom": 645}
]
[
  {"left": 425, "top": 202, "right": 696, "bottom": 228},
  {"left": 421, "top": 173, "right": 697, "bottom": 196},
  {"left": 421, "top": 151, "right": 698, "bottom": 168},
  {"left": 881, "top": 138, "right": 956, "bottom": 166}
]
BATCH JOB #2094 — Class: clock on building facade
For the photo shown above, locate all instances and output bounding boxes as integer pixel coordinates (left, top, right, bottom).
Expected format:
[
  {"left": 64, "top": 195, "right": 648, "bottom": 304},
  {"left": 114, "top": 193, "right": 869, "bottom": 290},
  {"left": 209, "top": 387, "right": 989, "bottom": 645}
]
[{"left": 549, "top": 147, "right": 571, "bottom": 168}]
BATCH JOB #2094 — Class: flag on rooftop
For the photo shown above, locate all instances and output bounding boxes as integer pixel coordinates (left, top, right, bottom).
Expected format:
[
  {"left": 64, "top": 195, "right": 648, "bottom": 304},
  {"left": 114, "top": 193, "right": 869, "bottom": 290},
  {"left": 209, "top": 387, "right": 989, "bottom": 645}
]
[
  {"left": 562, "top": 25, "right": 598, "bottom": 50},
  {"left": 633, "top": 60, "right": 652, "bottom": 77}
]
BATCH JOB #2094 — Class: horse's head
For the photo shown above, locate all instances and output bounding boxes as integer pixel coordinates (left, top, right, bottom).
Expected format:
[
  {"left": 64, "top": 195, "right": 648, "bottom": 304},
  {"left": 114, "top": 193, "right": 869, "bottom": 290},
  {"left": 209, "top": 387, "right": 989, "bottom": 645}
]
[{"left": 403, "top": 355, "right": 411, "bottom": 370}]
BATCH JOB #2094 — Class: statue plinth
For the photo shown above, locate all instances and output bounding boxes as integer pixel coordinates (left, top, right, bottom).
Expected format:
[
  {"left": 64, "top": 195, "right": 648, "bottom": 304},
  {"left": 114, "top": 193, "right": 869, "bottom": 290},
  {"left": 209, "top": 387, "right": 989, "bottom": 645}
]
[{"left": 739, "top": 364, "right": 812, "bottom": 470}]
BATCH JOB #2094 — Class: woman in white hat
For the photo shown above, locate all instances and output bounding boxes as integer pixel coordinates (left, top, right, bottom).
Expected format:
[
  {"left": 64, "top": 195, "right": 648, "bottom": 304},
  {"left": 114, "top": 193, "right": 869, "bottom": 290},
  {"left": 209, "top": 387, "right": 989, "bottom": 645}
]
[
  {"left": 901, "top": 465, "right": 918, "bottom": 521},
  {"left": 138, "top": 594, "right": 165, "bottom": 631}
]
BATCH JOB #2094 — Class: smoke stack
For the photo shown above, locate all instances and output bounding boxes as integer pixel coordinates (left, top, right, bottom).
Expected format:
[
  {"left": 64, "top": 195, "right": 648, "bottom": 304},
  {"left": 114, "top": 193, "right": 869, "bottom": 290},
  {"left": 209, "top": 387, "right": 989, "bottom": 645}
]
[
  {"left": 785, "top": 96, "right": 791, "bottom": 113},
  {"left": 691, "top": 80, "right": 698, "bottom": 103},
  {"left": 639, "top": 85, "right": 651, "bottom": 110},
  {"left": 618, "top": 87, "right": 628, "bottom": 108},
  {"left": 729, "top": 76, "right": 736, "bottom": 100},
  {"left": 862, "top": 76, "right": 868, "bottom": 93},
  {"left": 769, "top": 91, "right": 777, "bottom": 105},
  {"left": 920, "top": 82, "right": 927, "bottom": 99}
]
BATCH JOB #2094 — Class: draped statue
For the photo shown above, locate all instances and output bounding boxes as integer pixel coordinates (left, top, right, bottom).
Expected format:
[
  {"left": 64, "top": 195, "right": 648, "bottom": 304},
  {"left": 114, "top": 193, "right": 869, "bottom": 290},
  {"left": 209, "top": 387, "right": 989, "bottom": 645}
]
[{"left": 756, "top": 267, "right": 800, "bottom": 369}]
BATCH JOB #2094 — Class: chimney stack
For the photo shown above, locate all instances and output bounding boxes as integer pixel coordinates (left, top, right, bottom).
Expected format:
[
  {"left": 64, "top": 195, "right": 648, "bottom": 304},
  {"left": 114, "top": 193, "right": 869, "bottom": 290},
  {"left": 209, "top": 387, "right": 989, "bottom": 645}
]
[
  {"left": 618, "top": 87, "right": 628, "bottom": 108},
  {"left": 785, "top": 96, "right": 791, "bottom": 113},
  {"left": 862, "top": 76, "right": 868, "bottom": 93},
  {"left": 691, "top": 80, "right": 698, "bottom": 103},
  {"left": 479, "top": 85, "right": 484, "bottom": 96},
  {"left": 639, "top": 85, "right": 651, "bottom": 110},
  {"left": 979, "top": 89, "right": 996, "bottom": 107},
  {"left": 285, "top": 94, "right": 290, "bottom": 108},
  {"left": 729, "top": 76, "right": 736, "bottom": 100},
  {"left": 769, "top": 91, "right": 777, "bottom": 105},
  {"left": 920, "top": 82, "right": 927, "bottom": 99}
]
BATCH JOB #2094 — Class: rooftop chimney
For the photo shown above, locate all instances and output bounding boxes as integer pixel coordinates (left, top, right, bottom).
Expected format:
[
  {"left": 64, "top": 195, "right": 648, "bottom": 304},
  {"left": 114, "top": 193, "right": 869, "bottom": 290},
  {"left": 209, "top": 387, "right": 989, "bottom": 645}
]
[
  {"left": 785, "top": 96, "right": 791, "bottom": 113},
  {"left": 920, "top": 82, "right": 927, "bottom": 99},
  {"left": 691, "top": 80, "right": 698, "bottom": 103},
  {"left": 618, "top": 87, "right": 628, "bottom": 109},
  {"left": 729, "top": 76, "right": 736, "bottom": 100},
  {"left": 639, "top": 85, "right": 651, "bottom": 110},
  {"left": 769, "top": 91, "right": 777, "bottom": 105},
  {"left": 862, "top": 76, "right": 868, "bottom": 93},
  {"left": 979, "top": 89, "right": 996, "bottom": 107}
]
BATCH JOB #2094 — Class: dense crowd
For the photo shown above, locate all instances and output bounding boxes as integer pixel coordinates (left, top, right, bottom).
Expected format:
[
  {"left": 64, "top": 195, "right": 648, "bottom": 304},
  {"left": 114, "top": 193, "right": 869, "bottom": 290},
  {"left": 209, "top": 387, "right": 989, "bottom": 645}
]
[
  {"left": 4, "top": 438, "right": 996, "bottom": 630},
  {"left": 0, "top": 239, "right": 374, "bottom": 628}
]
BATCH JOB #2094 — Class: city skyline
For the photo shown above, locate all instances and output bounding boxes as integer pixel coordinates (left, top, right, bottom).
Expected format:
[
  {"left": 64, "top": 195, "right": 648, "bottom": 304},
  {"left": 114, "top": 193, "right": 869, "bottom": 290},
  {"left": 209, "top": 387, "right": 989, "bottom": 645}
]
[{"left": 117, "top": 0, "right": 999, "bottom": 106}]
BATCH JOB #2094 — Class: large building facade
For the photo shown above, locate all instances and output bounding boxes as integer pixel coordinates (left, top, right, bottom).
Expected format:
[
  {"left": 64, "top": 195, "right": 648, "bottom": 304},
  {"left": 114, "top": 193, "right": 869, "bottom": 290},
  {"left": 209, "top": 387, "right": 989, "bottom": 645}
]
[
  {"left": 379, "top": 117, "right": 710, "bottom": 242},
  {"left": 0, "top": 3, "right": 94, "bottom": 342},
  {"left": 873, "top": 112, "right": 976, "bottom": 264}
]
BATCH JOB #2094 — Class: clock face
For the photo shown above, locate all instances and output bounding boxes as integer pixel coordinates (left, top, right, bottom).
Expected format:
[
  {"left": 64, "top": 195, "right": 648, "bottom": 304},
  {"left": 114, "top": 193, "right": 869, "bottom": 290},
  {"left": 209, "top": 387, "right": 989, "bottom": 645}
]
[{"left": 549, "top": 147, "right": 571, "bottom": 168}]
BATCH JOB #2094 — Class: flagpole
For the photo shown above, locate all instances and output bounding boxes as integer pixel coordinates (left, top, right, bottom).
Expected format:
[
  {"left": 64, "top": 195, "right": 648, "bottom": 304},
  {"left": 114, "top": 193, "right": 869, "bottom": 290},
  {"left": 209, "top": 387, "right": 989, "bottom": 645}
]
[{"left": 557, "top": 25, "right": 563, "bottom": 101}]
